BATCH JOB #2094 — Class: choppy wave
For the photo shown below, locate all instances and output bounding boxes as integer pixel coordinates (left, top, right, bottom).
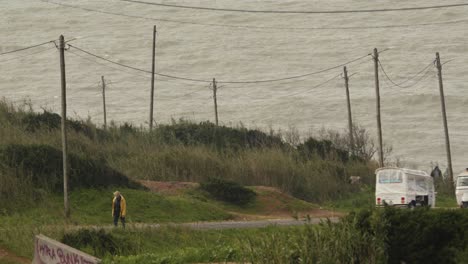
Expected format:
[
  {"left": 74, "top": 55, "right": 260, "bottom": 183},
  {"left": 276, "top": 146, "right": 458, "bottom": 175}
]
[{"left": 1, "top": 0, "right": 467, "bottom": 171}]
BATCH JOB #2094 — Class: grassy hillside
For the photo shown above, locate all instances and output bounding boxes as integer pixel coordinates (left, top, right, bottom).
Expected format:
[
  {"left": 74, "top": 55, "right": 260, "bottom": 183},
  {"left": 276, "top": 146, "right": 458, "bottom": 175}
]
[{"left": 0, "top": 99, "right": 377, "bottom": 210}]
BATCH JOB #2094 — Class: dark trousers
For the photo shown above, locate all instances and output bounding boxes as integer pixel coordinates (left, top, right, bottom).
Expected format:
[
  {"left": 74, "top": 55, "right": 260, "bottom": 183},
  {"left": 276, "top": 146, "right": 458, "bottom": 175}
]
[{"left": 113, "top": 215, "right": 125, "bottom": 228}]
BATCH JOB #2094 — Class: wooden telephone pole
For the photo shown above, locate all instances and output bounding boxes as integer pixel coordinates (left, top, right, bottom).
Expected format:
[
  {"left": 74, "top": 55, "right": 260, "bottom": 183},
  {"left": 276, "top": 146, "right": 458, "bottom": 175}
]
[
  {"left": 436, "top": 52, "right": 454, "bottom": 184},
  {"left": 212, "top": 78, "right": 219, "bottom": 126},
  {"left": 149, "top": 25, "right": 157, "bottom": 131},
  {"left": 343, "top": 66, "right": 354, "bottom": 153},
  {"left": 373, "top": 48, "right": 384, "bottom": 168},
  {"left": 101, "top": 76, "right": 107, "bottom": 130},
  {"left": 59, "top": 35, "right": 70, "bottom": 218}
]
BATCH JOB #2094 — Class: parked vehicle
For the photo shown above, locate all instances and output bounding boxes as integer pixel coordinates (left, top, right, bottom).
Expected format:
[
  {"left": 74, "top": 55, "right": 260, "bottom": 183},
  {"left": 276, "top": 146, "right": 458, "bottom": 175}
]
[
  {"left": 455, "top": 169, "right": 468, "bottom": 208},
  {"left": 375, "top": 167, "right": 435, "bottom": 208}
]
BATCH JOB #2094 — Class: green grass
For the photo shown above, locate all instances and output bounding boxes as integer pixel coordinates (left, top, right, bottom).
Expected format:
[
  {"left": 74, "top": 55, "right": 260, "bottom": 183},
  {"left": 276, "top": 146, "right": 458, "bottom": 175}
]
[
  {"left": 0, "top": 186, "right": 322, "bottom": 260},
  {"left": 436, "top": 193, "right": 457, "bottom": 208},
  {"left": 88, "top": 225, "right": 306, "bottom": 263},
  {"left": 325, "top": 185, "right": 375, "bottom": 212},
  {"left": 0, "top": 188, "right": 232, "bottom": 259},
  {"left": 1, "top": 188, "right": 232, "bottom": 226}
]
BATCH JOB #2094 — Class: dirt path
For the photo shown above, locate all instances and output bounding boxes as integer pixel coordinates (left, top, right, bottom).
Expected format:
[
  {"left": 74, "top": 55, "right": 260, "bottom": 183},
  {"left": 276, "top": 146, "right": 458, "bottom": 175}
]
[
  {"left": 0, "top": 246, "right": 30, "bottom": 264},
  {"left": 158, "top": 217, "right": 340, "bottom": 230}
]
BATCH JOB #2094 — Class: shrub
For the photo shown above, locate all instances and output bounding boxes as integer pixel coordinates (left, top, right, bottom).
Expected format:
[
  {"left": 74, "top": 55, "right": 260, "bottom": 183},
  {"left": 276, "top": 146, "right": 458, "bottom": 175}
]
[
  {"left": 62, "top": 229, "right": 134, "bottom": 257},
  {"left": 345, "top": 207, "right": 468, "bottom": 264},
  {"left": 380, "top": 207, "right": 468, "bottom": 264},
  {"left": 200, "top": 177, "right": 256, "bottom": 206},
  {"left": 155, "top": 121, "right": 285, "bottom": 150},
  {"left": 297, "top": 137, "right": 349, "bottom": 163},
  {"left": 0, "top": 144, "right": 143, "bottom": 192}
]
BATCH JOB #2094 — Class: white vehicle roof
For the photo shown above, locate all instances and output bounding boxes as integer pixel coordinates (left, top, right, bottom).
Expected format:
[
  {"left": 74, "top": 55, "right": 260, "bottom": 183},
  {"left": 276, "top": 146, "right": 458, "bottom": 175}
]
[
  {"left": 375, "top": 167, "right": 430, "bottom": 177},
  {"left": 457, "top": 169, "right": 468, "bottom": 177}
]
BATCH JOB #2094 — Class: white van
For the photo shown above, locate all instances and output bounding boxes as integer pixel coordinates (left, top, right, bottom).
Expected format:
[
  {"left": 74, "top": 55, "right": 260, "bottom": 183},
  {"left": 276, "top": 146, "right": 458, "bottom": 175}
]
[
  {"left": 455, "top": 169, "right": 468, "bottom": 208},
  {"left": 375, "top": 167, "right": 435, "bottom": 208}
]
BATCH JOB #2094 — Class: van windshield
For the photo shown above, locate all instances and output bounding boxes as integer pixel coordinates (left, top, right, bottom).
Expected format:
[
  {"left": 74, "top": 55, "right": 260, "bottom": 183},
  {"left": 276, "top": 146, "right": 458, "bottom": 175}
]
[
  {"left": 457, "top": 177, "right": 468, "bottom": 187},
  {"left": 378, "top": 170, "right": 403, "bottom": 184}
]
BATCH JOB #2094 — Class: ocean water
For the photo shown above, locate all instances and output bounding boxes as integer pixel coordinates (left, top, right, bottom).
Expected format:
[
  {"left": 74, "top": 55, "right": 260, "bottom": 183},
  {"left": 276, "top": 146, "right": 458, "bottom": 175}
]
[{"left": 1, "top": 0, "right": 467, "bottom": 172}]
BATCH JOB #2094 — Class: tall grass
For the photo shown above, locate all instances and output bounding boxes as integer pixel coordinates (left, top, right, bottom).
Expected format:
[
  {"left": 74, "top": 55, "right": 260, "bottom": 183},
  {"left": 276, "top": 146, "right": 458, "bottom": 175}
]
[{"left": 0, "top": 99, "right": 377, "bottom": 207}]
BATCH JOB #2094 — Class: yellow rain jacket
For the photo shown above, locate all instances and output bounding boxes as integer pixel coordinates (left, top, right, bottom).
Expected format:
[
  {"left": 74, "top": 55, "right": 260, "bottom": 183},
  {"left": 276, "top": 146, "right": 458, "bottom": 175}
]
[{"left": 112, "top": 195, "right": 127, "bottom": 217}]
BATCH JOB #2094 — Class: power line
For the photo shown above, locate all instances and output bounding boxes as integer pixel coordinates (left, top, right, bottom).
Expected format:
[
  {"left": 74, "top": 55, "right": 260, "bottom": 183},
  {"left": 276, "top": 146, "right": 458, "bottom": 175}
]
[
  {"left": 380, "top": 68, "right": 435, "bottom": 92},
  {"left": 67, "top": 49, "right": 152, "bottom": 80},
  {"left": 38, "top": 0, "right": 468, "bottom": 31},
  {"left": 68, "top": 44, "right": 213, "bottom": 83},
  {"left": 0, "top": 40, "right": 55, "bottom": 56},
  {"left": 67, "top": 44, "right": 374, "bottom": 85},
  {"left": 378, "top": 59, "right": 435, "bottom": 89},
  {"left": 276, "top": 73, "right": 342, "bottom": 98},
  {"left": 217, "top": 55, "right": 370, "bottom": 84},
  {"left": 121, "top": 0, "right": 468, "bottom": 14},
  {"left": 0, "top": 47, "right": 55, "bottom": 63}
]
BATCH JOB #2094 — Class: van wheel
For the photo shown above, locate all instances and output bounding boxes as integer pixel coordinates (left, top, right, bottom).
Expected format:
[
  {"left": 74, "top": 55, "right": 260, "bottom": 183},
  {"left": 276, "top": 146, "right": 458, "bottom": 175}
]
[{"left": 408, "top": 201, "right": 416, "bottom": 209}]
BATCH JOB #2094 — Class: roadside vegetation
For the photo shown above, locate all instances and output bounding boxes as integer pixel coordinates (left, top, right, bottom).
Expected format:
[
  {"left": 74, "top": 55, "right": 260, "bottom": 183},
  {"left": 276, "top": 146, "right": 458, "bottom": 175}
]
[
  {"left": 50, "top": 207, "right": 468, "bottom": 264},
  {"left": 0, "top": 99, "right": 462, "bottom": 263}
]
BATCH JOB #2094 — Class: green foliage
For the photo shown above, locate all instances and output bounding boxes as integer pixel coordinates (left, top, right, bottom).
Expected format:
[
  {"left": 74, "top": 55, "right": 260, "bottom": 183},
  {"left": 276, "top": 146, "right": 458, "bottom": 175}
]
[
  {"left": 200, "top": 177, "right": 256, "bottom": 206},
  {"left": 380, "top": 207, "right": 468, "bottom": 264},
  {"left": 105, "top": 245, "right": 238, "bottom": 264},
  {"left": 0, "top": 144, "right": 142, "bottom": 192},
  {"left": 62, "top": 229, "right": 135, "bottom": 257},
  {"left": 0, "top": 99, "right": 376, "bottom": 206},
  {"left": 21, "top": 110, "right": 61, "bottom": 132},
  {"left": 297, "top": 137, "right": 349, "bottom": 163},
  {"left": 155, "top": 120, "right": 285, "bottom": 150},
  {"left": 241, "top": 216, "right": 387, "bottom": 264}
]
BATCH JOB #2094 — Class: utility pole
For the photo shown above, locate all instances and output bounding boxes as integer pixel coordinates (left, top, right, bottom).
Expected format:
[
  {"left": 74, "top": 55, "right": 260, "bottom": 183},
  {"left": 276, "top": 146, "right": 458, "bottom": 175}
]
[
  {"left": 101, "top": 76, "right": 107, "bottom": 130},
  {"left": 149, "top": 25, "right": 157, "bottom": 131},
  {"left": 212, "top": 78, "right": 219, "bottom": 126},
  {"left": 373, "top": 48, "right": 384, "bottom": 168},
  {"left": 343, "top": 66, "right": 354, "bottom": 154},
  {"left": 59, "top": 35, "right": 70, "bottom": 218},
  {"left": 436, "top": 52, "right": 454, "bottom": 185}
]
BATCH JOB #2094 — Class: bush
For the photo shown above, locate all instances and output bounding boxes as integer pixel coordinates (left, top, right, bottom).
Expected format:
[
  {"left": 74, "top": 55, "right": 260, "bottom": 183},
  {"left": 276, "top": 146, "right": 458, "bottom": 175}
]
[
  {"left": 200, "top": 177, "right": 256, "bottom": 206},
  {"left": 345, "top": 207, "right": 468, "bottom": 264},
  {"left": 0, "top": 144, "right": 142, "bottom": 192},
  {"left": 380, "top": 207, "right": 468, "bottom": 264},
  {"left": 155, "top": 121, "right": 285, "bottom": 150},
  {"left": 62, "top": 229, "right": 134, "bottom": 257},
  {"left": 297, "top": 137, "right": 349, "bottom": 163}
]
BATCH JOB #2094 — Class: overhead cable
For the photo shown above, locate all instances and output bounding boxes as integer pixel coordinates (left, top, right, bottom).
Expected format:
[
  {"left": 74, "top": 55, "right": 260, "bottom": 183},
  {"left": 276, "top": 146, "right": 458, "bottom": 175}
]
[
  {"left": 0, "top": 47, "right": 55, "bottom": 63},
  {"left": 120, "top": 0, "right": 468, "bottom": 14},
  {"left": 67, "top": 50, "right": 152, "bottom": 79},
  {"left": 39, "top": 0, "right": 468, "bottom": 30},
  {"left": 67, "top": 44, "right": 373, "bottom": 84},
  {"left": 276, "top": 73, "right": 342, "bottom": 98},
  {"left": 217, "top": 55, "right": 370, "bottom": 84},
  {"left": 378, "top": 59, "right": 435, "bottom": 89},
  {"left": 68, "top": 44, "right": 212, "bottom": 83},
  {"left": 0, "top": 40, "right": 55, "bottom": 56}
]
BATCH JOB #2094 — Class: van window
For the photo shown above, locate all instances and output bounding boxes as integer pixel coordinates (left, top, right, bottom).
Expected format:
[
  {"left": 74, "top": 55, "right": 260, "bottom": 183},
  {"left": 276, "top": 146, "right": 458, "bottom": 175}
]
[
  {"left": 378, "top": 170, "right": 402, "bottom": 183},
  {"left": 458, "top": 177, "right": 468, "bottom": 187}
]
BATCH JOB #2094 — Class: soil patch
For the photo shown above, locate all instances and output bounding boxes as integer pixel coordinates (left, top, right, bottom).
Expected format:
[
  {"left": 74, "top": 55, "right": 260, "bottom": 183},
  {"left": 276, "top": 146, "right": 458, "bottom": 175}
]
[
  {"left": 0, "top": 246, "right": 30, "bottom": 264},
  {"left": 138, "top": 180, "right": 198, "bottom": 195}
]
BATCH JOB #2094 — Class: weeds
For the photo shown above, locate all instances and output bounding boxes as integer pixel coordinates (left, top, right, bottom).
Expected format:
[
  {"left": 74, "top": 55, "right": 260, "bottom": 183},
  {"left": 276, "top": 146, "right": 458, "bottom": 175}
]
[{"left": 200, "top": 177, "right": 256, "bottom": 206}]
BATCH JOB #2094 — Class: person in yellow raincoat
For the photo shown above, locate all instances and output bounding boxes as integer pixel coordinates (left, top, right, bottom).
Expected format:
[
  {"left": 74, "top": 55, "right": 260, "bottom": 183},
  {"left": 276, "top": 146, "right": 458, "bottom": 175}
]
[{"left": 112, "top": 191, "right": 126, "bottom": 228}]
